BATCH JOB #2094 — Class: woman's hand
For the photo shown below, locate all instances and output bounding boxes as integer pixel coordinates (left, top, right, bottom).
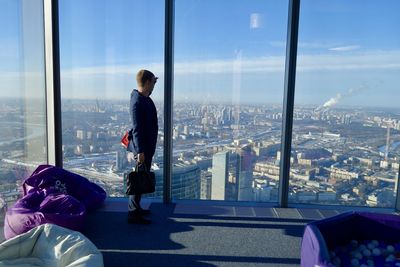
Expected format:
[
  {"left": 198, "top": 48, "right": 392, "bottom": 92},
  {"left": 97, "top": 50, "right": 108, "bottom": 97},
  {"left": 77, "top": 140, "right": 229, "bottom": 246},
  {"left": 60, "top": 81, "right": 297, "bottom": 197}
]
[
  {"left": 137, "top": 153, "right": 145, "bottom": 165},
  {"left": 127, "top": 152, "right": 135, "bottom": 162}
]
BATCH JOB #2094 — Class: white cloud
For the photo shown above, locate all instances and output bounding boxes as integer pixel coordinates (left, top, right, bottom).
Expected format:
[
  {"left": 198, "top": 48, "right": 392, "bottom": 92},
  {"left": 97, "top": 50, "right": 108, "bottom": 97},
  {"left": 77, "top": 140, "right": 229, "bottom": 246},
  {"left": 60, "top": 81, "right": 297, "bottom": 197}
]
[
  {"left": 60, "top": 56, "right": 285, "bottom": 77},
  {"left": 59, "top": 49, "right": 400, "bottom": 78},
  {"left": 174, "top": 56, "right": 285, "bottom": 74},
  {"left": 329, "top": 45, "right": 360, "bottom": 51},
  {"left": 3, "top": 49, "right": 400, "bottom": 88},
  {"left": 270, "top": 41, "right": 340, "bottom": 49},
  {"left": 61, "top": 63, "right": 163, "bottom": 78},
  {"left": 297, "top": 50, "right": 400, "bottom": 71},
  {"left": 299, "top": 42, "right": 335, "bottom": 49}
]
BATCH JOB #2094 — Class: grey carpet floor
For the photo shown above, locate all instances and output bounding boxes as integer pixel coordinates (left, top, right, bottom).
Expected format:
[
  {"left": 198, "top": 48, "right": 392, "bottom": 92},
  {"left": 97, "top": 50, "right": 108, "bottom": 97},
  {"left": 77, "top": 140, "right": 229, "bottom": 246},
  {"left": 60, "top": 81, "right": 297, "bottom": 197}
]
[{"left": 83, "top": 203, "right": 311, "bottom": 267}]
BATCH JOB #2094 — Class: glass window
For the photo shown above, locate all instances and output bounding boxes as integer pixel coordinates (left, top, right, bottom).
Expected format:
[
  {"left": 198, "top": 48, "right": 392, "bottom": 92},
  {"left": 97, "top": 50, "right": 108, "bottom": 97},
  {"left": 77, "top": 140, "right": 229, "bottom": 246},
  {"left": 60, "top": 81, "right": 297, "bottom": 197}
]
[
  {"left": 59, "top": 0, "right": 164, "bottom": 198},
  {"left": 0, "top": 0, "right": 47, "bottom": 210},
  {"left": 291, "top": 0, "right": 400, "bottom": 207},
  {"left": 173, "top": 0, "right": 288, "bottom": 202}
]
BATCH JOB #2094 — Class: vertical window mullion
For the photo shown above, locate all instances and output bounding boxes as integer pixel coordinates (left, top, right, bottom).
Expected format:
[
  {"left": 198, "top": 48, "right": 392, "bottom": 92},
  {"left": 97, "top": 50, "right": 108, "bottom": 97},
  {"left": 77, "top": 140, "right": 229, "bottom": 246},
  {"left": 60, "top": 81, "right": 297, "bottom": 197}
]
[
  {"left": 279, "top": 0, "right": 300, "bottom": 208},
  {"left": 163, "top": 0, "right": 174, "bottom": 203}
]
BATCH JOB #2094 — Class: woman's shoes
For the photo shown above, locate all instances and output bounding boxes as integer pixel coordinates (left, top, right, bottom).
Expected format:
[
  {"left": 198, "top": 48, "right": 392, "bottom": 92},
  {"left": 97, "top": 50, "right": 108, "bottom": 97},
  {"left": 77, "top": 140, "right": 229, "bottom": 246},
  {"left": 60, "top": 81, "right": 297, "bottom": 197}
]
[
  {"left": 137, "top": 208, "right": 151, "bottom": 216},
  {"left": 127, "top": 210, "right": 151, "bottom": 225}
]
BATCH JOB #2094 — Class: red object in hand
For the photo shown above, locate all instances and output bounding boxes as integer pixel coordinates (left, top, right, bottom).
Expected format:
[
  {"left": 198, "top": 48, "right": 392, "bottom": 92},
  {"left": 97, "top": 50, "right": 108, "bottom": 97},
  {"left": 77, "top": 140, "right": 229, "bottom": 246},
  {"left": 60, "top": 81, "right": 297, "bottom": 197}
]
[{"left": 120, "top": 131, "right": 130, "bottom": 148}]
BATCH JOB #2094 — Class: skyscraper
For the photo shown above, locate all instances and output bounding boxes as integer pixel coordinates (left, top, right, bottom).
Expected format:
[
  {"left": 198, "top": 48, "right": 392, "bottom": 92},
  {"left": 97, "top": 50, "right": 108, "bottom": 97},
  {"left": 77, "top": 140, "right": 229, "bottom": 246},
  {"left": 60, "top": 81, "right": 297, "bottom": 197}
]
[
  {"left": 212, "top": 151, "right": 229, "bottom": 200},
  {"left": 237, "top": 145, "right": 254, "bottom": 201}
]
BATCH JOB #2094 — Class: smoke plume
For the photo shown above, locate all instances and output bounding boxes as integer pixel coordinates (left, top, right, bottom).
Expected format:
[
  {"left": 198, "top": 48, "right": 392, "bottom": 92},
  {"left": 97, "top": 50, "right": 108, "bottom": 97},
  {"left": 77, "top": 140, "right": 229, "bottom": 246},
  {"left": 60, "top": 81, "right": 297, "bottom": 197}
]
[{"left": 315, "top": 86, "right": 365, "bottom": 111}]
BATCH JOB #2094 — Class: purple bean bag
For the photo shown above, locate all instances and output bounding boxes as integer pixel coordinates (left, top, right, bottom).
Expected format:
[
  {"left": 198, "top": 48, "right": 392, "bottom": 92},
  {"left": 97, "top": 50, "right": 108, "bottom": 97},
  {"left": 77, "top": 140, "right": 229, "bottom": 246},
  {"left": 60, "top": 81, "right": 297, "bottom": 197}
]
[
  {"left": 4, "top": 165, "right": 107, "bottom": 240},
  {"left": 3, "top": 190, "right": 86, "bottom": 240},
  {"left": 23, "top": 164, "right": 106, "bottom": 211},
  {"left": 300, "top": 211, "right": 400, "bottom": 267}
]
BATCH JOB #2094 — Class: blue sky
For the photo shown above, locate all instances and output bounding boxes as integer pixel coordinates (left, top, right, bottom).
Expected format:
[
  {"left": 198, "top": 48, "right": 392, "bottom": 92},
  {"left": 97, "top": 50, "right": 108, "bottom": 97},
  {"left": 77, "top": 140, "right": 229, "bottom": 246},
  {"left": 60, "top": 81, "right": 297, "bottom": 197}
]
[{"left": 1, "top": 0, "right": 400, "bottom": 108}]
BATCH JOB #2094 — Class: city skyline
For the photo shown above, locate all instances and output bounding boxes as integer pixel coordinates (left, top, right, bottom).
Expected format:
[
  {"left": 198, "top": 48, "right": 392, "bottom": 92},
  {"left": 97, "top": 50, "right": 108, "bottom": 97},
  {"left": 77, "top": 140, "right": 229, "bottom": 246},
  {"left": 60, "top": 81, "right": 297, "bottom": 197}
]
[
  {"left": 2, "top": 97, "right": 400, "bottom": 207},
  {"left": 1, "top": 93, "right": 400, "bottom": 210}
]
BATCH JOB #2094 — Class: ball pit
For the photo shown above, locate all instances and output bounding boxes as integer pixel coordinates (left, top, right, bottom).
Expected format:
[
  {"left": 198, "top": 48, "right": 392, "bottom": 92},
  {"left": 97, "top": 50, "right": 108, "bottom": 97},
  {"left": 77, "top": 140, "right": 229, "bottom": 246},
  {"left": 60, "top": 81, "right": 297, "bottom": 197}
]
[
  {"left": 328, "top": 239, "right": 400, "bottom": 266},
  {"left": 301, "top": 211, "right": 400, "bottom": 267}
]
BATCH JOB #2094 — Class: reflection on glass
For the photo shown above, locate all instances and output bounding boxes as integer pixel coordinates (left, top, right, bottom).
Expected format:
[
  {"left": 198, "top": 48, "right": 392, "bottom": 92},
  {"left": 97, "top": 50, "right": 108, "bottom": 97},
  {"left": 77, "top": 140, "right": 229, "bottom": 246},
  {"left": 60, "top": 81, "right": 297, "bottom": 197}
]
[
  {"left": 173, "top": 0, "right": 288, "bottom": 201},
  {"left": 59, "top": 0, "right": 164, "bottom": 197},
  {"left": 291, "top": 0, "right": 400, "bottom": 207},
  {"left": 0, "top": 0, "right": 47, "bottom": 209}
]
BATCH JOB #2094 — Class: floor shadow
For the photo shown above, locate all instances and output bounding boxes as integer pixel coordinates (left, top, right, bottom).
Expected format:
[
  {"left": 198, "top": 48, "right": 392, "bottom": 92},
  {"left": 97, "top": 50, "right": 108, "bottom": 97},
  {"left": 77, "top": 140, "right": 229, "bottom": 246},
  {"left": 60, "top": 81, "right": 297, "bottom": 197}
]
[
  {"left": 171, "top": 212, "right": 309, "bottom": 238},
  {"left": 84, "top": 203, "right": 216, "bottom": 266},
  {"left": 83, "top": 203, "right": 192, "bottom": 251},
  {"left": 100, "top": 251, "right": 300, "bottom": 267},
  {"left": 83, "top": 203, "right": 303, "bottom": 266}
]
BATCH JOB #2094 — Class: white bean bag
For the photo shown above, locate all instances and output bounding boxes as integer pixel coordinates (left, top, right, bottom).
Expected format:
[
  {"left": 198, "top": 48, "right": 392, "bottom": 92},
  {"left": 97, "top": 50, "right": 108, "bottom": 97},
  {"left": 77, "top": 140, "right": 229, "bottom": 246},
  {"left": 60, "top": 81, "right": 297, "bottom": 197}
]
[{"left": 0, "top": 223, "right": 103, "bottom": 267}]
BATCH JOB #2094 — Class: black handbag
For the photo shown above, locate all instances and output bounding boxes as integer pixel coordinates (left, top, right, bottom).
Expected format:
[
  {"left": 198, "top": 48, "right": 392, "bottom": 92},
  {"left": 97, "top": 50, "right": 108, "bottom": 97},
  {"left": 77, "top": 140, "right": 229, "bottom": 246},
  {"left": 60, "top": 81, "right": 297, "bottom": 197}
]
[{"left": 125, "top": 164, "right": 155, "bottom": 195}]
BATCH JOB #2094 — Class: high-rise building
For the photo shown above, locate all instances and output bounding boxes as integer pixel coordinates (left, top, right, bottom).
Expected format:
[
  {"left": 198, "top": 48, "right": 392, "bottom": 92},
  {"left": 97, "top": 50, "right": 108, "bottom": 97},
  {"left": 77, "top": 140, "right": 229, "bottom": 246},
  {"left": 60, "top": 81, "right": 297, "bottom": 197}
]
[
  {"left": 116, "top": 151, "right": 128, "bottom": 172},
  {"left": 76, "top": 130, "right": 85, "bottom": 140},
  {"left": 254, "top": 183, "right": 272, "bottom": 202},
  {"left": 183, "top": 125, "right": 189, "bottom": 135},
  {"left": 148, "top": 164, "right": 201, "bottom": 199},
  {"left": 200, "top": 171, "right": 212, "bottom": 199},
  {"left": 237, "top": 146, "right": 254, "bottom": 201},
  {"left": 212, "top": 151, "right": 229, "bottom": 200}
]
